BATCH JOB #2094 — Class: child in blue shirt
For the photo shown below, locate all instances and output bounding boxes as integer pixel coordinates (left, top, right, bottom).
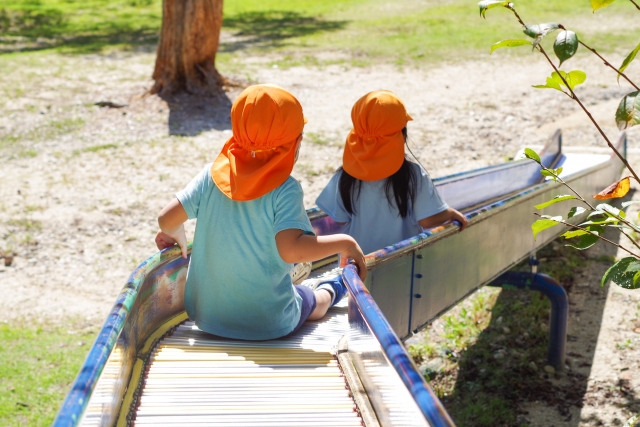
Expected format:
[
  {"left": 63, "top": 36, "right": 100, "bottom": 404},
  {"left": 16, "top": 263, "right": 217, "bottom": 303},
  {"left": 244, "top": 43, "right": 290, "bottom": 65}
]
[
  {"left": 317, "top": 90, "right": 468, "bottom": 255},
  {"left": 155, "top": 84, "right": 366, "bottom": 340}
]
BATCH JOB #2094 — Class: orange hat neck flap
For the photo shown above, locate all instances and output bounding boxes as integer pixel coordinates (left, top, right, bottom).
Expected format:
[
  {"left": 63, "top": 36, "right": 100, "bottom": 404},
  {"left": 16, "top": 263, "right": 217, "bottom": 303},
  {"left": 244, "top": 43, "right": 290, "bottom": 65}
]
[{"left": 212, "top": 85, "right": 305, "bottom": 201}]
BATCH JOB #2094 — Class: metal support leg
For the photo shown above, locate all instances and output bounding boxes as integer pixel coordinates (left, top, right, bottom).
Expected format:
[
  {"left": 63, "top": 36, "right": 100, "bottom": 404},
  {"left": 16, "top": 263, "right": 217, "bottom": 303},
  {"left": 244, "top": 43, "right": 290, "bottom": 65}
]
[{"left": 488, "top": 271, "right": 568, "bottom": 371}]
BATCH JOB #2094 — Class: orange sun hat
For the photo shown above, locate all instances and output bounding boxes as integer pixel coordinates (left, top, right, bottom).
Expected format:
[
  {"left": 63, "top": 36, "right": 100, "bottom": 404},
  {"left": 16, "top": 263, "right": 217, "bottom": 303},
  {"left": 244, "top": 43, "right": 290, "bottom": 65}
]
[
  {"left": 343, "top": 90, "right": 413, "bottom": 181},
  {"left": 211, "top": 84, "right": 306, "bottom": 201}
]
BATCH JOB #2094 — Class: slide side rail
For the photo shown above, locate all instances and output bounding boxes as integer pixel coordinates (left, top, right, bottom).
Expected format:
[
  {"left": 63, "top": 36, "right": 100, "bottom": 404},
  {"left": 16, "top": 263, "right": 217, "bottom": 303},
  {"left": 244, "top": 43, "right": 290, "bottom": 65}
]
[{"left": 343, "top": 265, "right": 456, "bottom": 427}]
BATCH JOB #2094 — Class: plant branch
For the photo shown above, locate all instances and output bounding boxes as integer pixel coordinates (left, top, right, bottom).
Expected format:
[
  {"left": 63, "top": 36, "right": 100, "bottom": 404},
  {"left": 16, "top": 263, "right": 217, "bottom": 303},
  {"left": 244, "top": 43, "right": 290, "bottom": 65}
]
[
  {"left": 538, "top": 163, "right": 595, "bottom": 210},
  {"left": 620, "top": 228, "right": 640, "bottom": 252},
  {"left": 506, "top": 4, "right": 526, "bottom": 27},
  {"left": 578, "top": 40, "right": 639, "bottom": 90},
  {"left": 537, "top": 164, "right": 640, "bottom": 252},
  {"left": 537, "top": 45, "right": 640, "bottom": 184},
  {"left": 606, "top": 210, "right": 640, "bottom": 234},
  {"left": 628, "top": 0, "right": 640, "bottom": 11},
  {"left": 598, "top": 209, "right": 640, "bottom": 252},
  {"left": 534, "top": 213, "right": 640, "bottom": 258}
]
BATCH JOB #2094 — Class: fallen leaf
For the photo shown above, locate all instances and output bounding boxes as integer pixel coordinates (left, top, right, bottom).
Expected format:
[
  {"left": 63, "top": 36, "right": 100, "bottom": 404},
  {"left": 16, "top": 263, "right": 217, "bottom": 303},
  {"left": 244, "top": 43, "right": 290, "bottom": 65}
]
[{"left": 594, "top": 176, "right": 631, "bottom": 199}]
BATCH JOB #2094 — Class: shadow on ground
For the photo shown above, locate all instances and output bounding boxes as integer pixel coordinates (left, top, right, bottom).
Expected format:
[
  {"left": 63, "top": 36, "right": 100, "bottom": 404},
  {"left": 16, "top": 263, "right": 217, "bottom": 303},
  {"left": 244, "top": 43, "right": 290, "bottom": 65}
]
[
  {"left": 0, "top": 8, "right": 347, "bottom": 54},
  {"left": 0, "top": 7, "right": 159, "bottom": 54},
  {"left": 160, "top": 90, "right": 232, "bottom": 136},
  {"left": 221, "top": 10, "right": 348, "bottom": 52},
  {"left": 435, "top": 193, "right": 640, "bottom": 426}
]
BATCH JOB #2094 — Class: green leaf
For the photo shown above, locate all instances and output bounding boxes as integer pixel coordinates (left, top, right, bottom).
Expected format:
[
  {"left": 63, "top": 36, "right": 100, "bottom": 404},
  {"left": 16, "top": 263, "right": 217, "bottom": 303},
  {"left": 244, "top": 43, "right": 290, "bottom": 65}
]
[
  {"left": 624, "top": 261, "right": 640, "bottom": 288},
  {"left": 540, "top": 169, "right": 558, "bottom": 182},
  {"left": 564, "top": 224, "right": 604, "bottom": 250},
  {"left": 539, "top": 167, "right": 563, "bottom": 182},
  {"left": 523, "top": 23, "right": 560, "bottom": 49},
  {"left": 568, "top": 206, "right": 586, "bottom": 218},
  {"left": 634, "top": 271, "right": 640, "bottom": 288},
  {"left": 524, "top": 148, "right": 541, "bottom": 163},
  {"left": 490, "top": 39, "right": 533, "bottom": 54},
  {"left": 523, "top": 23, "right": 559, "bottom": 39},
  {"left": 533, "top": 71, "right": 566, "bottom": 92},
  {"left": 564, "top": 70, "right": 587, "bottom": 90},
  {"left": 581, "top": 217, "right": 619, "bottom": 226},
  {"left": 617, "top": 42, "right": 640, "bottom": 83},
  {"left": 562, "top": 229, "right": 589, "bottom": 239},
  {"left": 478, "top": 0, "right": 510, "bottom": 18},
  {"left": 553, "top": 30, "right": 579, "bottom": 67},
  {"left": 535, "top": 195, "right": 576, "bottom": 210},
  {"left": 544, "top": 167, "right": 563, "bottom": 176},
  {"left": 596, "top": 203, "right": 625, "bottom": 218},
  {"left": 582, "top": 211, "right": 617, "bottom": 225},
  {"left": 531, "top": 216, "right": 562, "bottom": 240},
  {"left": 589, "top": 225, "right": 605, "bottom": 234},
  {"left": 565, "top": 232, "right": 599, "bottom": 250},
  {"left": 615, "top": 91, "right": 640, "bottom": 131},
  {"left": 591, "top": 0, "right": 616, "bottom": 12},
  {"left": 601, "top": 257, "right": 640, "bottom": 288},
  {"left": 534, "top": 70, "right": 586, "bottom": 92},
  {"left": 541, "top": 171, "right": 558, "bottom": 182}
]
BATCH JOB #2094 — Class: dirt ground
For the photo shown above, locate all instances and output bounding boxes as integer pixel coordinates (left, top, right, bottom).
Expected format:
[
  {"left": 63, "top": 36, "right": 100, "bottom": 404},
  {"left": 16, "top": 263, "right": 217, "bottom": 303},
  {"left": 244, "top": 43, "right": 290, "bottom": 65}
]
[{"left": 1, "top": 47, "right": 640, "bottom": 426}]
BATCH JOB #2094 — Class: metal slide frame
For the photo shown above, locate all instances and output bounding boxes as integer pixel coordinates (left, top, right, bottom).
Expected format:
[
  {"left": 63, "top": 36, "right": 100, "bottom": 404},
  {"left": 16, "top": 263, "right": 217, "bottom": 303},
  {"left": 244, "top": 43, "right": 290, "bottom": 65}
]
[
  {"left": 54, "top": 131, "right": 626, "bottom": 426},
  {"left": 359, "top": 132, "right": 624, "bottom": 339}
]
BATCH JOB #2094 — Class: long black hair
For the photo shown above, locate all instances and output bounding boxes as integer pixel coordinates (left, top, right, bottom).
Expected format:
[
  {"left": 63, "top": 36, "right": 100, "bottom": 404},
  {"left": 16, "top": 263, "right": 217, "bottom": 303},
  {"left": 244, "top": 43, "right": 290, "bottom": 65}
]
[{"left": 338, "top": 127, "right": 418, "bottom": 218}]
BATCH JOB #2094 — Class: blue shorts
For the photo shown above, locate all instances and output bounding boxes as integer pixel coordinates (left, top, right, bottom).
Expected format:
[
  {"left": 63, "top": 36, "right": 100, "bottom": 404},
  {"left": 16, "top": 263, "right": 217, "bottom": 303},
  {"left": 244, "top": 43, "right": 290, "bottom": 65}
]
[{"left": 283, "top": 286, "right": 317, "bottom": 337}]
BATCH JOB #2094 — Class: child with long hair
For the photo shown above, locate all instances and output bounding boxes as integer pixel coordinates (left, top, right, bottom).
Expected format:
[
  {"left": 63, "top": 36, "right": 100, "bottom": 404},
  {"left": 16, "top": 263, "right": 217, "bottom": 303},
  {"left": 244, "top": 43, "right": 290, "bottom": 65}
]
[
  {"left": 155, "top": 84, "right": 366, "bottom": 340},
  {"left": 316, "top": 90, "right": 468, "bottom": 255}
]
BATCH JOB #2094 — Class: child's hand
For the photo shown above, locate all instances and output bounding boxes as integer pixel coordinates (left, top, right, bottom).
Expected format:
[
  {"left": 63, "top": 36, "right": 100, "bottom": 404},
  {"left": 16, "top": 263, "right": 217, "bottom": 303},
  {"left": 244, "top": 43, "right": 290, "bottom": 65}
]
[
  {"left": 339, "top": 240, "right": 367, "bottom": 281},
  {"left": 155, "top": 231, "right": 176, "bottom": 250},
  {"left": 155, "top": 225, "right": 188, "bottom": 258},
  {"left": 450, "top": 209, "right": 469, "bottom": 232}
]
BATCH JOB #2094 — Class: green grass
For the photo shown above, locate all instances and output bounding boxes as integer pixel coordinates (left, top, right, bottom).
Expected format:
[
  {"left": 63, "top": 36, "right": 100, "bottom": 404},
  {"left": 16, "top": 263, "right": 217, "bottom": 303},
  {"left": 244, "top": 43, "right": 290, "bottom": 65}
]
[
  {"left": 0, "top": 0, "right": 162, "bottom": 53},
  {"left": 0, "top": 117, "right": 85, "bottom": 153},
  {"left": 305, "top": 131, "right": 340, "bottom": 147},
  {"left": 1, "top": 0, "right": 638, "bottom": 64},
  {"left": 408, "top": 240, "right": 590, "bottom": 426},
  {"left": 0, "top": 323, "right": 98, "bottom": 426},
  {"left": 73, "top": 143, "right": 118, "bottom": 155},
  {"left": 6, "top": 218, "right": 42, "bottom": 231},
  {"left": 221, "top": 0, "right": 640, "bottom": 67}
]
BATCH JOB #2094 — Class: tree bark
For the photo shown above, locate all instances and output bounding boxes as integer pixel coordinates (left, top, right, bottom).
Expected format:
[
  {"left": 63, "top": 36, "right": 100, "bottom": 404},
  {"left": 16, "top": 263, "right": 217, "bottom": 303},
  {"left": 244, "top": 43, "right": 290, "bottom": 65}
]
[{"left": 152, "top": 0, "right": 224, "bottom": 95}]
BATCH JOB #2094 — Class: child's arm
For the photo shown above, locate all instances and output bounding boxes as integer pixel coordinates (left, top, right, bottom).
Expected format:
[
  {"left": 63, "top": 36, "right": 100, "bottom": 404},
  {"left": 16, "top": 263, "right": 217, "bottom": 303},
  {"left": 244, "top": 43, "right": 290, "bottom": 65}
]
[
  {"left": 156, "top": 198, "right": 189, "bottom": 258},
  {"left": 275, "top": 229, "right": 367, "bottom": 280},
  {"left": 418, "top": 207, "right": 469, "bottom": 232}
]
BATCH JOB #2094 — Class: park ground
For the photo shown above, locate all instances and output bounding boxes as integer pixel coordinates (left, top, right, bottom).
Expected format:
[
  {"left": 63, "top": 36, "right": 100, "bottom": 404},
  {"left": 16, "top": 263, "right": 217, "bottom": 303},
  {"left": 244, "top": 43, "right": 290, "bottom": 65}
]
[{"left": 1, "top": 0, "right": 640, "bottom": 425}]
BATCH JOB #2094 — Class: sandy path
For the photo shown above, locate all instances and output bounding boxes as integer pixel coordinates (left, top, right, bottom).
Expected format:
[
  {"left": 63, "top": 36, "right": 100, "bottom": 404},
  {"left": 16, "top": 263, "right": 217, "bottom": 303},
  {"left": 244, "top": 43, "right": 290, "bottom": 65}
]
[{"left": 1, "top": 52, "right": 636, "bottom": 324}]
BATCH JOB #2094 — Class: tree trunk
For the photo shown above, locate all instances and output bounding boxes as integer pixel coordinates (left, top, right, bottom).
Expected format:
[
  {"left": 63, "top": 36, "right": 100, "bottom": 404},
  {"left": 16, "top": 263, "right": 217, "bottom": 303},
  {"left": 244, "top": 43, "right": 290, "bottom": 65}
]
[{"left": 152, "top": 0, "right": 224, "bottom": 95}]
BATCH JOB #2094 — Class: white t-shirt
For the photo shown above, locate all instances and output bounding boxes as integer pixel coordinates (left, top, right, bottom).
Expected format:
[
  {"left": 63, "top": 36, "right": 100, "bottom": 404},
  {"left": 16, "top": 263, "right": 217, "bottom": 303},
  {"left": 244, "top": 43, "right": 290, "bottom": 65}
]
[{"left": 316, "top": 162, "right": 448, "bottom": 254}]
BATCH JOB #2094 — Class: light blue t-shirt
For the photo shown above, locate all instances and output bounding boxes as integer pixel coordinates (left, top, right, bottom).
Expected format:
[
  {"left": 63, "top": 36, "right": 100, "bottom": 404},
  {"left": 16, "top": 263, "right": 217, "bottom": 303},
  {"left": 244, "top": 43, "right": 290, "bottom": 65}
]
[
  {"left": 316, "top": 162, "right": 448, "bottom": 254},
  {"left": 176, "top": 164, "right": 315, "bottom": 340}
]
